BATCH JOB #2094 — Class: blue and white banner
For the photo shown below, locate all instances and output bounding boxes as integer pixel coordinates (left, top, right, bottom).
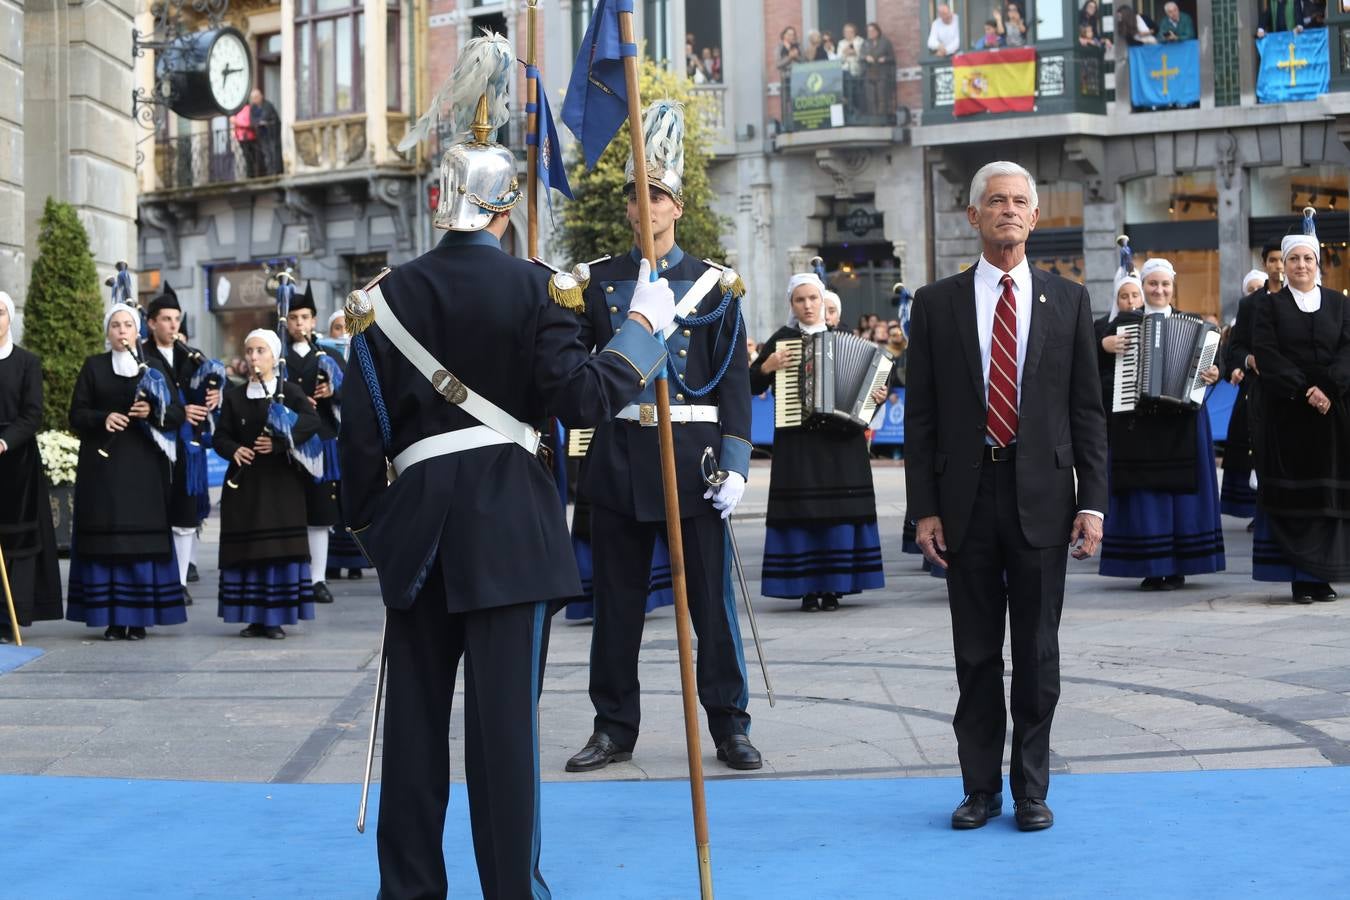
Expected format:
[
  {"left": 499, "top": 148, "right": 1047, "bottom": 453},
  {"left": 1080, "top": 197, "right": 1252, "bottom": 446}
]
[
  {"left": 1256, "top": 29, "right": 1330, "bottom": 105},
  {"left": 1129, "top": 40, "right": 1200, "bottom": 109}
]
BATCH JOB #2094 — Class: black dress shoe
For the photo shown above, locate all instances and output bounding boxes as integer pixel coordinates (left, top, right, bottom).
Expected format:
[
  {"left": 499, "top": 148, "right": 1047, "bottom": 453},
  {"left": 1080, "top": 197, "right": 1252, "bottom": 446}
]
[
  {"left": 182, "top": 587, "right": 193, "bottom": 607},
  {"left": 312, "top": 582, "right": 335, "bottom": 604},
  {"left": 1164, "top": 575, "right": 1186, "bottom": 589},
  {"left": 264, "top": 626, "right": 286, "bottom": 640},
  {"left": 1014, "top": 798, "right": 1054, "bottom": 831},
  {"left": 951, "top": 792, "right": 1001, "bottom": 829},
  {"left": 104, "top": 626, "right": 127, "bottom": 641},
  {"left": 716, "top": 734, "right": 763, "bottom": 770},
  {"left": 347, "top": 568, "right": 363, "bottom": 580},
  {"left": 239, "top": 623, "right": 267, "bottom": 638},
  {"left": 1140, "top": 577, "right": 1166, "bottom": 591},
  {"left": 565, "top": 732, "right": 632, "bottom": 772},
  {"left": 1312, "top": 583, "right": 1338, "bottom": 602},
  {"left": 1292, "top": 582, "right": 1319, "bottom": 604},
  {"left": 186, "top": 562, "right": 200, "bottom": 583},
  {"left": 0, "top": 629, "right": 13, "bottom": 644},
  {"left": 800, "top": 595, "right": 820, "bottom": 612},
  {"left": 126, "top": 626, "right": 147, "bottom": 641},
  {"left": 820, "top": 594, "right": 840, "bottom": 611}
]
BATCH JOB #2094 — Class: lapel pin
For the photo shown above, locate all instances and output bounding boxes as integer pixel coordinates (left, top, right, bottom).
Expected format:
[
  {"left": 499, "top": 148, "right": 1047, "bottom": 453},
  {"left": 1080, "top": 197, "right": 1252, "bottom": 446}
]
[{"left": 1038, "top": 294, "right": 1047, "bottom": 303}]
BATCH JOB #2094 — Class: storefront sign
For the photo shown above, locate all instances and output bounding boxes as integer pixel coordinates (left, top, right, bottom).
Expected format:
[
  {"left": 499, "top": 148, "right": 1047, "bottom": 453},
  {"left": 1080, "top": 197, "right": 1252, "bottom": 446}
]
[
  {"left": 790, "top": 62, "right": 845, "bottom": 130},
  {"left": 207, "top": 259, "right": 298, "bottom": 310}
]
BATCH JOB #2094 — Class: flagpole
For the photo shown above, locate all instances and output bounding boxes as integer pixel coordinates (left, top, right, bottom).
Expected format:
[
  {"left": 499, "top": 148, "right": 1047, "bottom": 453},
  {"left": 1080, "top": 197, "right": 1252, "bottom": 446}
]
[
  {"left": 617, "top": 9, "right": 714, "bottom": 900},
  {"left": 525, "top": 0, "right": 540, "bottom": 258}
]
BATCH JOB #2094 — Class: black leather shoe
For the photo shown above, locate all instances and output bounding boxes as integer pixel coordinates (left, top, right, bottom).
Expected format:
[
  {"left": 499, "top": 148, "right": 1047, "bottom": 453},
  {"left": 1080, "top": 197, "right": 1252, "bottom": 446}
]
[
  {"left": 104, "top": 626, "right": 127, "bottom": 641},
  {"left": 126, "top": 626, "right": 147, "bottom": 641},
  {"left": 1313, "top": 583, "right": 1338, "bottom": 602},
  {"left": 1164, "top": 575, "right": 1186, "bottom": 589},
  {"left": 182, "top": 587, "right": 193, "bottom": 607},
  {"left": 347, "top": 568, "right": 363, "bottom": 580},
  {"left": 312, "top": 582, "right": 335, "bottom": 604},
  {"left": 800, "top": 595, "right": 820, "bottom": 612},
  {"left": 951, "top": 792, "right": 1001, "bottom": 829},
  {"left": 1014, "top": 798, "right": 1054, "bottom": 831},
  {"left": 820, "top": 594, "right": 840, "bottom": 611},
  {"left": 716, "top": 734, "right": 763, "bottom": 770},
  {"left": 565, "top": 733, "right": 632, "bottom": 772},
  {"left": 1140, "top": 577, "right": 1166, "bottom": 591},
  {"left": 186, "top": 562, "right": 200, "bottom": 583},
  {"left": 1292, "top": 582, "right": 1319, "bottom": 604},
  {"left": 264, "top": 626, "right": 286, "bottom": 640},
  {"left": 239, "top": 623, "right": 267, "bottom": 638}
]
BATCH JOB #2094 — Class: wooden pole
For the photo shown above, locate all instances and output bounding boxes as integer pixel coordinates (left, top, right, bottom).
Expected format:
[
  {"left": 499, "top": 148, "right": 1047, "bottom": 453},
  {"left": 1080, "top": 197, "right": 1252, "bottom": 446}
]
[
  {"left": 617, "top": 11, "right": 713, "bottom": 899},
  {"left": 0, "top": 544, "right": 21, "bottom": 647},
  {"left": 525, "top": 0, "right": 540, "bottom": 259}
]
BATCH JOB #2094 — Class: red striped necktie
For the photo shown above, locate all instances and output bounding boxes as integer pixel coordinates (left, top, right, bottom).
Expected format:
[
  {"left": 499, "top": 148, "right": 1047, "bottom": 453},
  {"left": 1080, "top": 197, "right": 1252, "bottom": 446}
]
[{"left": 987, "top": 274, "right": 1019, "bottom": 447}]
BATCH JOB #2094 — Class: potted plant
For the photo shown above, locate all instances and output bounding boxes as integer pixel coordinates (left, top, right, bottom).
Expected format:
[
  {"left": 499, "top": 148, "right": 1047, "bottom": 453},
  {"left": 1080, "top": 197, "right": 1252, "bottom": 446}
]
[{"left": 36, "top": 431, "right": 80, "bottom": 551}]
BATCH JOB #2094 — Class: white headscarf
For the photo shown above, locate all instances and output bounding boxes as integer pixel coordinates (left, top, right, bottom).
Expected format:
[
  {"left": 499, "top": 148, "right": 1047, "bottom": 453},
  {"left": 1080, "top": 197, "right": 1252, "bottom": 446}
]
[
  {"left": 1109, "top": 269, "right": 1143, "bottom": 322},
  {"left": 103, "top": 304, "right": 141, "bottom": 376},
  {"left": 245, "top": 328, "right": 282, "bottom": 360},
  {"left": 0, "top": 291, "right": 14, "bottom": 358},
  {"left": 1138, "top": 258, "right": 1176, "bottom": 283},
  {"left": 1281, "top": 234, "right": 1320, "bottom": 262},
  {"left": 244, "top": 329, "right": 283, "bottom": 398},
  {"left": 327, "top": 309, "right": 345, "bottom": 330},
  {"left": 785, "top": 273, "right": 828, "bottom": 333},
  {"left": 1242, "top": 269, "right": 1268, "bottom": 293}
]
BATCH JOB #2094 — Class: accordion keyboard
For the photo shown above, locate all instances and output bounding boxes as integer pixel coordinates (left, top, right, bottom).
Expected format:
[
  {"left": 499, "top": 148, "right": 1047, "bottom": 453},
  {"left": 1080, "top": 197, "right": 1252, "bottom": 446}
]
[
  {"left": 567, "top": 427, "right": 593, "bottom": 458},
  {"left": 1111, "top": 323, "right": 1142, "bottom": 413},
  {"left": 773, "top": 339, "right": 804, "bottom": 428}
]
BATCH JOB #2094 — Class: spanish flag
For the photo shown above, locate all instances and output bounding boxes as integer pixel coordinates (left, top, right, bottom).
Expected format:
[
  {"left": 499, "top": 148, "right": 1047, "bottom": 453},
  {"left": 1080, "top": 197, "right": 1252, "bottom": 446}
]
[{"left": 952, "top": 48, "right": 1036, "bottom": 117}]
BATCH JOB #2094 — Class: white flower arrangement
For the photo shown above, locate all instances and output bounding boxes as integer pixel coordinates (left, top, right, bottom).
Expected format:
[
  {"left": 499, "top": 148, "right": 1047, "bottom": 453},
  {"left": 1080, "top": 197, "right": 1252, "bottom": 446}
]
[{"left": 36, "top": 429, "right": 81, "bottom": 486}]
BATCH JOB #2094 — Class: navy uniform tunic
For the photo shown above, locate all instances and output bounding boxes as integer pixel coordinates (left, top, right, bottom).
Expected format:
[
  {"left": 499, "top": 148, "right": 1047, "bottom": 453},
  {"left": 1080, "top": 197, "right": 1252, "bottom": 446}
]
[
  {"left": 339, "top": 229, "right": 664, "bottom": 900},
  {"left": 575, "top": 244, "right": 753, "bottom": 751}
]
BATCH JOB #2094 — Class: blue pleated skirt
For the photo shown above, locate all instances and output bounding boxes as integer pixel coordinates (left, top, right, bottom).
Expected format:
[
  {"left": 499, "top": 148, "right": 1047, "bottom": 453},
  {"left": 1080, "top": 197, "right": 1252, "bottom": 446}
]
[
  {"left": 1219, "top": 470, "right": 1257, "bottom": 519},
  {"left": 565, "top": 535, "right": 674, "bottom": 621},
  {"left": 67, "top": 555, "right": 187, "bottom": 628},
  {"left": 218, "top": 562, "right": 316, "bottom": 626},
  {"left": 1100, "top": 413, "right": 1226, "bottom": 578},
  {"left": 1251, "top": 510, "right": 1322, "bottom": 583},
  {"left": 761, "top": 522, "right": 885, "bottom": 599}
]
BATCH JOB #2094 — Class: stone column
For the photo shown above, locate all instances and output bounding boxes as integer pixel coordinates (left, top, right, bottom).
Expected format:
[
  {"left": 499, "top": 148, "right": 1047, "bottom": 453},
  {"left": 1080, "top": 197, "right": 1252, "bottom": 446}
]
[
  {"left": 365, "top": 0, "right": 388, "bottom": 164},
  {"left": 0, "top": 0, "right": 24, "bottom": 317},
  {"left": 931, "top": 166, "right": 979, "bottom": 278},
  {"left": 1215, "top": 136, "right": 1248, "bottom": 323},
  {"left": 1082, "top": 183, "right": 1123, "bottom": 315}
]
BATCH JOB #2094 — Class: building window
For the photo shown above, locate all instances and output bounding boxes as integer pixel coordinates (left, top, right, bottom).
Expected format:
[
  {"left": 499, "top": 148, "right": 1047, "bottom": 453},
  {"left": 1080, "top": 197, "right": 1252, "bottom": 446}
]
[
  {"left": 257, "top": 34, "right": 282, "bottom": 108},
  {"left": 572, "top": 0, "right": 597, "bottom": 55},
  {"left": 296, "top": 0, "right": 365, "bottom": 119},
  {"left": 686, "top": 0, "right": 722, "bottom": 82},
  {"left": 645, "top": 0, "right": 670, "bottom": 64},
  {"left": 819, "top": 0, "right": 867, "bottom": 40},
  {"left": 388, "top": 2, "right": 402, "bottom": 111}
]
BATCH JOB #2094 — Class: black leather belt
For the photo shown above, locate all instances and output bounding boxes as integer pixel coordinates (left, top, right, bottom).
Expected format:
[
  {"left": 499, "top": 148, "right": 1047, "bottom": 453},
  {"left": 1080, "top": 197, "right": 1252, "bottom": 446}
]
[{"left": 984, "top": 444, "right": 1017, "bottom": 462}]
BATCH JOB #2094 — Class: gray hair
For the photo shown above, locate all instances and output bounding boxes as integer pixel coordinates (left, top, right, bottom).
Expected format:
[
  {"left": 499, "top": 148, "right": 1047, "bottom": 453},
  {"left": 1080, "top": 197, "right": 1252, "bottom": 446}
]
[{"left": 968, "top": 161, "right": 1039, "bottom": 210}]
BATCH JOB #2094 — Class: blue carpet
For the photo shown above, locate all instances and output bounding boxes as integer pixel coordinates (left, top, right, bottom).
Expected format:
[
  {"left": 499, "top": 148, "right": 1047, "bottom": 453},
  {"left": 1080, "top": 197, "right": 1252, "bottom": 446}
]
[
  {"left": 0, "top": 644, "right": 42, "bottom": 673},
  {"left": 1, "top": 768, "right": 1347, "bottom": 898}
]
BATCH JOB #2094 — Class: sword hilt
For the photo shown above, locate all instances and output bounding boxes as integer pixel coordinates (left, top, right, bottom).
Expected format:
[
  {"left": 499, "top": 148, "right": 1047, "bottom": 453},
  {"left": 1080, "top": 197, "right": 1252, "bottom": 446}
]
[{"left": 700, "top": 446, "right": 729, "bottom": 488}]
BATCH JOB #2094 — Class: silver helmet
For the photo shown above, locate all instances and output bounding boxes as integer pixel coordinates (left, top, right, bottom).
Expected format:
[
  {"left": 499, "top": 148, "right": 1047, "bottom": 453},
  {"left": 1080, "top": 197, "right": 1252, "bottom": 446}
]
[
  {"left": 435, "top": 96, "right": 521, "bottom": 232},
  {"left": 625, "top": 101, "right": 685, "bottom": 205}
]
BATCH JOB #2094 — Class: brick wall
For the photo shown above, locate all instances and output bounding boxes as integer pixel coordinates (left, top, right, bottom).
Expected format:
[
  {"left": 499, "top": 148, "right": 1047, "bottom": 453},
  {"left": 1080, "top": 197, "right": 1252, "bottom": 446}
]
[{"left": 763, "top": 0, "right": 799, "bottom": 122}]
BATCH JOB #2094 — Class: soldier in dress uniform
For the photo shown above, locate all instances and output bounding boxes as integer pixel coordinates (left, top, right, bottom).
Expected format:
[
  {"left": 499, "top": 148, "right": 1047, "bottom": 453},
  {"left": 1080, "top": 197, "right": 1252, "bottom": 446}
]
[
  {"left": 338, "top": 34, "right": 674, "bottom": 899},
  {"left": 564, "top": 101, "right": 762, "bottom": 774},
  {"left": 283, "top": 282, "right": 344, "bottom": 604},
  {"left": 141, "top": 284, "right": 219, "bottom": 605}
]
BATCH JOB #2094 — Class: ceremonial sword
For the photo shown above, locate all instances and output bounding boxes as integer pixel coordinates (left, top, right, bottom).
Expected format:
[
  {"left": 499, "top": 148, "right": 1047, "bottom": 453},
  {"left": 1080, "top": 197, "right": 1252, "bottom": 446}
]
[{"left": 701, "top": 447, "right": 775, "bottom": 707}]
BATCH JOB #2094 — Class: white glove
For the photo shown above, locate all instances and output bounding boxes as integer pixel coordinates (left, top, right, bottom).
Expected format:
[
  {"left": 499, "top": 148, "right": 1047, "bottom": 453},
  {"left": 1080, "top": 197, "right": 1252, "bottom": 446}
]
[
  {"left": 703, "top": 471, "right": 746, "bottom": 520},
  {"left": 627, "top": 258, "right": 676, "bottom": 334}
]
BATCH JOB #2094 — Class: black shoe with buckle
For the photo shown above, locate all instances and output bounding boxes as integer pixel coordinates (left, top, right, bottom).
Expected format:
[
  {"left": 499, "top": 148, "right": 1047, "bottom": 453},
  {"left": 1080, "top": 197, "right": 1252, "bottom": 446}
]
[
  {"left": 716, "top": 735, "right": 763, "bottom": 770},
  {"left": 186, "top": 562, "right": 200, "bottom": 583},
  {"left": 565, "top": 733, "right": 633, "bottom": 772},
  {"left": 1014, "top": 798, "right": 1054, "bottom": 831},
  {"left": 312, "top": 582, "right": 334, "bottom": 604},
  {"left": 800, "top": 595, "right": 820, "bottom": 612},
  {"left": 951, "top": 792, "right": 1001, "bottom": 829},
  {"left": 104, "top": 625, "right": 127, "bottom": 641},
  {"left": 239, "top": 623, "right": 267, "bottom": 638}
]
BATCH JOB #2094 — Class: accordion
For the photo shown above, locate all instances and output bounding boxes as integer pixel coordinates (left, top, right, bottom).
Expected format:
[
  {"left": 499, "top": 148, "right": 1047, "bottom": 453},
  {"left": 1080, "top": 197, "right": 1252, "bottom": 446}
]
[
  {"left": 566, "top": 427, "right": 594, "bottom": 458},
  {"left": 774, "top": 331, "right": 894, "bottom": 430},
  {"left": 1112, "top": 311, "right": 1220, "bottom": 413}
]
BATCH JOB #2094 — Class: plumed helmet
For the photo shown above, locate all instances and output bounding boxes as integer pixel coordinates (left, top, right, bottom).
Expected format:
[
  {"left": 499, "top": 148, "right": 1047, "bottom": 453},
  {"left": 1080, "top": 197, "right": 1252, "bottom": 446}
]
[{"left": 625, "top": 101, "right": 685, "bottom": 205}]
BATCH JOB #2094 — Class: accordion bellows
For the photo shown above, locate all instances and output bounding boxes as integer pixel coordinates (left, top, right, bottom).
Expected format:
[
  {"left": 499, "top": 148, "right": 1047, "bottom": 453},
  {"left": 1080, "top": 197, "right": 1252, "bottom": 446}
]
[
  {"left": 774, "top": 332, "right": 894, "bottom": 430},
  {"left": 1113, "top": 312, "right": 1220, "bottom": 412}
]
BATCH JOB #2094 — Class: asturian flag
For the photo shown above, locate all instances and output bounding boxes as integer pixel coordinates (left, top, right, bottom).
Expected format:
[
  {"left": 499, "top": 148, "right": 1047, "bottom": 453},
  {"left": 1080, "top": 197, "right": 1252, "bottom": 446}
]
[
  {"left": 527, "top": 65, "right": 573, "bottom": 219},
  {"left": 1129, "top": 40, "right": 1200, "bottom": 109},
  {"left": 1256, "top": 29, "right": 1330, "bottom": 104}
]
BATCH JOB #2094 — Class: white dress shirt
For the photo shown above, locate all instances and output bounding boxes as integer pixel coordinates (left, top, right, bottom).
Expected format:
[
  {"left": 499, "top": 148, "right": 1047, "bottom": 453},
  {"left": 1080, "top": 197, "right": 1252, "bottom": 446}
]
[
  {"left": 927, "top": 16, "right": 961, "bottom": 54},
  {"left": 974, "top": 255, "right": 1033, "bottom": 401},
  {"left": 156, "top": 343, "right": 176, "bottom": 367}
]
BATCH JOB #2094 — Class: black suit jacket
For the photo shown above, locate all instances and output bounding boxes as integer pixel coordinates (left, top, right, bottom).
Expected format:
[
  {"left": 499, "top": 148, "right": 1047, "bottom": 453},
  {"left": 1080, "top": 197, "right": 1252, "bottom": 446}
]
[
  {"left": 339, "top": 232, "right": 665, "bottom": 612},
  {"left": 904, "top": 264, "right": 1109, "bottom": 551},
  {"left": 1226, "top": 288, "right": 1268, "bottom": 375}
]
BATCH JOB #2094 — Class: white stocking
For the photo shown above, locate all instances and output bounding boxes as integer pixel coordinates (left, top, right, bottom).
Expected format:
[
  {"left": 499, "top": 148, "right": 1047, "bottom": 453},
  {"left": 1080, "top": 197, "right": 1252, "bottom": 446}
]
[
  {"left": 171, "top": 527, "right": 196, "bottom": 586},
  {"left": 308, "top": 526, "right": 330, "bottom": 584}
]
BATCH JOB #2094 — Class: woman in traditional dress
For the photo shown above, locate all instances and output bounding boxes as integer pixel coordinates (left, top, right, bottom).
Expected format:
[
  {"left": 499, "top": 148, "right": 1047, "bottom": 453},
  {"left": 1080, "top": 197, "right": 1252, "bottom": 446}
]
[
  {"left": 67, "top": 305, "right": 186, "bottom": 639},
  {"left": 1098, "top": 258, "right": 1224, "bottom": 590},
  {"left": 750, "top": 273, "right": 886, "bottom": 611},
  {"left": 1249, "top": 233, "right": 1350, "bottom": 602},
  {"left": 213, "top": 330, "right": 321, "bottom": 638},
  {"left": 0, "top": 291, "right": 63, "bottom": 642},
  {"left": 1095, "top": 266, "right": 1146, "bottom": 411},
  {"left": 1219, "top": 265, "right": 1275, "bottom": 521}
]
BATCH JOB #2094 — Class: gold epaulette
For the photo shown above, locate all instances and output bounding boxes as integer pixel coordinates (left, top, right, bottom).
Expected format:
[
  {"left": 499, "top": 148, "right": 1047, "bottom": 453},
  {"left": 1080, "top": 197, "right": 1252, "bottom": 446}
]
[
  {"left": 532, "top": 255, "right": 611, "bottom": 313},
  {"left": 701, "top": 259, "right": 746, "bottom": 299},
  {"left": 345, "top": 267, "right": 393, "bottom": 336}
]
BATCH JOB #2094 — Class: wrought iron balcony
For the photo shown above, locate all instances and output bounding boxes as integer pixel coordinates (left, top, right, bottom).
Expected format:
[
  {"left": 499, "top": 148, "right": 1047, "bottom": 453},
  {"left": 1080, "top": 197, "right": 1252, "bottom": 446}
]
[{"left": 153, "top": 132, "right": 283, "bottom": 191}]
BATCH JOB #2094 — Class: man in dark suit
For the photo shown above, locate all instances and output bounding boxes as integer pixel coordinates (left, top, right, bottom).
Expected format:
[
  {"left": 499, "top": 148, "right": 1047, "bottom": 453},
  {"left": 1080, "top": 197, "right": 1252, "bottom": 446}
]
[
  {"left": 905, "top": 160, "right": 1109, "bottom": 832},
  {"left": 339, "top": 36, "right": 673, "bottom": 896}
]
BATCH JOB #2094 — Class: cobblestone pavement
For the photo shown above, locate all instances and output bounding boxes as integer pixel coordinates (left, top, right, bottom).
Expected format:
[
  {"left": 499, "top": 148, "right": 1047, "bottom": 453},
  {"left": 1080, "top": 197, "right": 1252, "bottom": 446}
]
[{"left": 4, "top": 461, "right": 1349, "bottom": 786}]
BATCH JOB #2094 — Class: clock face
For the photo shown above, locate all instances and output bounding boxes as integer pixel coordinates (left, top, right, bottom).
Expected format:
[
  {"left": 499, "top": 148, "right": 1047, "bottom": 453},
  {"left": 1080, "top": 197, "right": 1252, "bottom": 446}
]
[{"left": 208, "top": 32, "right": 252, "bottom": 115}]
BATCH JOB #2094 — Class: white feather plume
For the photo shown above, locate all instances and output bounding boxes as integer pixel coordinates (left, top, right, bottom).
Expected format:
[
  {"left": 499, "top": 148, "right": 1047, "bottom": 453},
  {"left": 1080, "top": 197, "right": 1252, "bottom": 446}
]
[
  {"left": 641, "top": 100, "right": 685, "bottom": 179},
  {"left": 398, "top": 31, "right": 515, "bottom": 153}
]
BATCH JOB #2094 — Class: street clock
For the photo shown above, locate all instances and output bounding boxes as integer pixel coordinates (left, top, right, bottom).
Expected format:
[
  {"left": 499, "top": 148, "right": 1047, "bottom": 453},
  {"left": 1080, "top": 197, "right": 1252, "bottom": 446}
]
[{"left": 157, "top": 27, "right": 253, "bottom": 119}]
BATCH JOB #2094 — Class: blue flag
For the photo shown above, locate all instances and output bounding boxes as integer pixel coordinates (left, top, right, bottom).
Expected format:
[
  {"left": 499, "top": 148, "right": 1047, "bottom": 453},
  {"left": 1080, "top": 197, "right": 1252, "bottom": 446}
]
[
  {"left": 527, "top": 66, "right": 574, "bottom": 219},
  {"left": 561, "top": 0, "right": 635, "bottom": 169},
  {"left": 1256, "top": 30, "right": 1329, "bottom": 104},
  {"left": 1129, "top": 40, "right": 1200, "bottom": 109}
]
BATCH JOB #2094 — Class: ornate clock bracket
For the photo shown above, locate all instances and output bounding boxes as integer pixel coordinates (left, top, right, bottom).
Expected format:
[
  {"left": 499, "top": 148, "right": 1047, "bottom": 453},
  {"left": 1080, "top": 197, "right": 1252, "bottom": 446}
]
[{"left": 131, "top": 0, "right": 234, "bottom": 131}]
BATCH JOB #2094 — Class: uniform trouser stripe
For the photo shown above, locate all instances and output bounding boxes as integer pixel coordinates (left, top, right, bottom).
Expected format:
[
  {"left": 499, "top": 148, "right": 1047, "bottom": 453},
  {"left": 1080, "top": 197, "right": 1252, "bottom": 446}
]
[
  {"left": 722, "top": 528, "right": 751, "bottom": 715},
  {"left": 530, "top": 600, "right": 551, "bottom": 900}
]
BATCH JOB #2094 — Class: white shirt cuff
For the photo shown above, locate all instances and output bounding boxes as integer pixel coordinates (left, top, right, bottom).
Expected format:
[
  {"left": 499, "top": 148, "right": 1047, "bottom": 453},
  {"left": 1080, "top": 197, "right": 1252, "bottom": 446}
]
[{"left": 1077, "top": 509, "right": 1104, "bottom": 520}]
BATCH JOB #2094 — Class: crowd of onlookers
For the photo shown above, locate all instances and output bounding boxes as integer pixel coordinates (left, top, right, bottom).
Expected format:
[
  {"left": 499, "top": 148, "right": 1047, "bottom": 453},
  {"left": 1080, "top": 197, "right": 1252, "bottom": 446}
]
[
  {"left": 685, "top": 34, "right": 723, "bottom": 84},
  {"left": 776, "top": 21, "right": 897, "bottom": 121}
]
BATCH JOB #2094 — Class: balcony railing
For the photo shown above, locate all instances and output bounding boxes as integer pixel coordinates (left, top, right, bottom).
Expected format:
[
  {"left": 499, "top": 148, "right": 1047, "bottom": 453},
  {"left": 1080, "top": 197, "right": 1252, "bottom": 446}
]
[
  {"left": 779, "top": 61, "right": 897, "bottom": 133},
  {"left": 154, "top": 132, "right": 282, "bottom": 191}
]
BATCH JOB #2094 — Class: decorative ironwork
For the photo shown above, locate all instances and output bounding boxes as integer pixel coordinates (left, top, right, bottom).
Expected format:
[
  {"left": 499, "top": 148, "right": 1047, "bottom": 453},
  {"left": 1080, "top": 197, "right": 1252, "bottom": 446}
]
[{"left": 131, "top": 0, "right": 233, "bottom": 137}]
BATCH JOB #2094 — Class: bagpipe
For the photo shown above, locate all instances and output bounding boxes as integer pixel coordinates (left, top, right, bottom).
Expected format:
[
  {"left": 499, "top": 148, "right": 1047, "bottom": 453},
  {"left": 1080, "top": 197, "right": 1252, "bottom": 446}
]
[
  {"left": 97, "top": 336, "right": 177, "bottom": 464},
  {"left": 268, "top": 267, "right": 325, "bottom": 480}
]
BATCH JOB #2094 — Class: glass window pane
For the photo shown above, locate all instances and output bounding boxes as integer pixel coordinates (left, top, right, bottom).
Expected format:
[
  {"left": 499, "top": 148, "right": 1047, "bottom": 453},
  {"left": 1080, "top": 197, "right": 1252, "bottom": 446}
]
[
  {"left": 297, "top": 0, "right": 310, "bottom": 15},
  {"left": 387, "top": 13, "right": 400, "bottom": 110},
  {"left": 357, "top": 13, "right": 366, "bottom": 112},
  {"left": 336, "top": 16, "right": 353, "bottom": 111},
  {"left": 315, "top": 0, "right": 350, "bottom": 13},
  {"left": 316, "top": 19, "right": 335, "bottom": 114},
  {"left": 297, "top": 25, "right": 312, "bottom": 118},
  {"left": 1124, "top": 172, "right": 1217, "bottom": 223}
]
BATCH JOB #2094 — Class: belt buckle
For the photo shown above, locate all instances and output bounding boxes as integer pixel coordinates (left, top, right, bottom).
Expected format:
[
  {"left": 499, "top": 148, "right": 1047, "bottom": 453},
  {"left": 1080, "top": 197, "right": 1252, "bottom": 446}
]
[
  {"left": 536, "top": 442, "right": 554, "bottom": 469},
  {"left": 990, "top": 445, "right": 1013, "bottom": 462},
  {"left": 639, "top": 403, "right": 657, "bottom": 426}
]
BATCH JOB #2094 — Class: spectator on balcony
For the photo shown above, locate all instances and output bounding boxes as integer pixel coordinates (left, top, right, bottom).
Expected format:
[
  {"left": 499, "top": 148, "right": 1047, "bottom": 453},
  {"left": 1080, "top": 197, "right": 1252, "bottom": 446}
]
[
  {"left": 995, "top": 2, "right": 1030, "bottom": 47},
  {"left": 231, "top": 102, "right": 259, "bottom": 178},
  {"left": 1079, "top": 0, "right": 1113, "bottom": 49},
  {"left": 863, "top": 22, "right": 896, "bottom": 118},
  {"left": 806, "top": 30, "right": 825, "bottom": 61},
  {"left": 687, "top": 41, "right": 708, "bottom": 83},
  {"left": 702, "top": 48, "right": 721, "bottom": 82},
  {"left": 1257, "top": 0, "right": 1318, "bottom": 36},
  {"left": 839, "top": 22, "right": 865, "bottom": 116},
  {"left": 1078, "top": 23, "right": 1103, "bottom": 47},
  {"left": 820, "top": 31, "right": 839, "bottom": 59},
  {"left": 927, "top": 4, "right": 962, "bottom": 56},
  {"left": 1114, "top": 4, "right": 1158, "bottom": 44},
  {"left": 250, "top": 88, "right": 282, "bottom": 177},
  {"left": 1157, "top": 2, "right": 1196, "bottom": 41},
  {"left": 975, "top": 19, "right": 1004, "bottom": 48},
  {"left": 778, "top": 26, "right": 802, "bottom": 112},
  {"left": 713, "top": 47, "right": 723, "bottom": 79}
]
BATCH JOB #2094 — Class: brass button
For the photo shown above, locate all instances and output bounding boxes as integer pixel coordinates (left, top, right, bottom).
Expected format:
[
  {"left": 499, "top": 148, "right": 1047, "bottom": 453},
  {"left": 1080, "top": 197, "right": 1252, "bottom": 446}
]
[
  {"left": 678, "top": 349, "right": 687, "bottom": 357},
  {"left": 675, "top": 393, "right": 685, "bottom": 402},
  {"left": 609, "top": 305, "right": 618, "bottom": 313},
  {"left": 638, "top": 378, "right": 646, "bottom": 386},
  {"left": 606, "top": 285, "right": 615, "bottom": 293},
  {"left": 682, "top": 329, "right": 691, "bottom": 337}
]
